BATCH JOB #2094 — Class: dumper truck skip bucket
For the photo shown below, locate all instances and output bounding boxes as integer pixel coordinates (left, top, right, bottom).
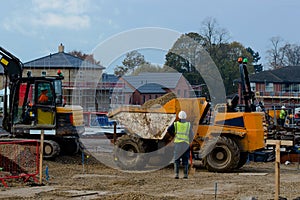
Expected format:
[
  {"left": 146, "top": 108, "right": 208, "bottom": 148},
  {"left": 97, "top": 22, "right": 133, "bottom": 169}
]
[
  {"left": 108, "top": 98, "right": 205, "bottom": 139},
  {"left": 108, "top": 98, "right": 204, "bottom": 170},
  {"left": 109, "top": 106, "right": 176, "bottom": 140}
]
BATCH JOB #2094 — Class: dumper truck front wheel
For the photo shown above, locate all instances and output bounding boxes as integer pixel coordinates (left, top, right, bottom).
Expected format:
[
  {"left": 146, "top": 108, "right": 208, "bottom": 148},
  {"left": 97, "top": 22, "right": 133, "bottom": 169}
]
[
  {"left": 203, "top": 136, "right": 240, "bottom": 172},
  {"left": 114, "top": 135, "right": 148, "bottom": 170}
]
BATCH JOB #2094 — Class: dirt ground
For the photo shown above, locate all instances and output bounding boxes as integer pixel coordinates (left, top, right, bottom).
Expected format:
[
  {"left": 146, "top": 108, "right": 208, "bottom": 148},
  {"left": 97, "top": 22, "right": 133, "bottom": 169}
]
[{"left": 1, "top": 153, "right": 300, "bottom": 200}]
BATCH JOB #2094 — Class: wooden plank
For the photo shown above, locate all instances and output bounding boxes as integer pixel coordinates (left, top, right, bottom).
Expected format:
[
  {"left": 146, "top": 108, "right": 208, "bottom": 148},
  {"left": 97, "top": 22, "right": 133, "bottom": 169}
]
[
  {"left": 70, "top": 192, "right": 98, "bottom": 198},
  {"left": 39, "top": 130, "right": 44, "bottom": 185},
  {"left": 265, "top": 140, "right": 293, "bottom": 200},
  {"left": 238, "top": 173, "right": 268, "bottom": 176},
  {"left": 266, "top": 139, "right": 293, "bottom": 146},
  {"left": 275, "top": 141, "right": 280, "bottom": 200}
]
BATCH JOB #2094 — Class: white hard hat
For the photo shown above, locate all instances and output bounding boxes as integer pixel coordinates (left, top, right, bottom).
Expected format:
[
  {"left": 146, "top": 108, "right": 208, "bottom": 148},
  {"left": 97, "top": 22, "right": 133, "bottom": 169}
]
[
  {"left": 281, "top": 106, "right": 286, "bottom": 109},
  {"left": 178, "top": 111, "right": 187, "bottom": 119}
]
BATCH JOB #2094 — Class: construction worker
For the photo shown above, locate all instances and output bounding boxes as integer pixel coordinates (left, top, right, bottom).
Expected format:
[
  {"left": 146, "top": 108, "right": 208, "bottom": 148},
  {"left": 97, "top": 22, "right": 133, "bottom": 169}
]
[
  {"left": 38, "top": 88, "right": 49, "bottom": 104},
  {"left": 279, "top": 105, "right": 287, "bottom": 127},
  {"left": 168, "top": 110, "right": 194, "bottom": 179}
]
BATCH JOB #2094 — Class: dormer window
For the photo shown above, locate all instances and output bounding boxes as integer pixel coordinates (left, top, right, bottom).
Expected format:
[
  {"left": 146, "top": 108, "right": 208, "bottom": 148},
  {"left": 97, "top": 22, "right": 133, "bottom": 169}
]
[{"left": 41, "top": 70, "right": 47, "bottom": 77}]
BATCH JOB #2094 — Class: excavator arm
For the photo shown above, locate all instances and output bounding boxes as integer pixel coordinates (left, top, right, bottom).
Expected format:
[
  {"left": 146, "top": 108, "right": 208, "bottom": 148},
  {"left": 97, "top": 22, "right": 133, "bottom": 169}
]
[
  {"left": 0, "top": 47, "right": 23, "bottom": 80},
  {"left": 238, "top": 58, "right": 256, "bottom": 112},
  {"left": 0, "top": 47, "right": 23, "bottom": 131}
]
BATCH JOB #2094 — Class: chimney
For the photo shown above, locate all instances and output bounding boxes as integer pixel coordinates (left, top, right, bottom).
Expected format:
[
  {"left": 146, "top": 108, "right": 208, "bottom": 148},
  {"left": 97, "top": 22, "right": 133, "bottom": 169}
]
[{"left": 58, "top": 43, "right": 64, "bottom": 53}]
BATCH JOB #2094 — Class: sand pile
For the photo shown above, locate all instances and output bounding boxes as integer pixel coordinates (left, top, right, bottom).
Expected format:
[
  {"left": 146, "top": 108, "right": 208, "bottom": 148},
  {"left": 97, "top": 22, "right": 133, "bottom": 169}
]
[{"left": 141, "top": 93, "right": 177, "bottom": 109}]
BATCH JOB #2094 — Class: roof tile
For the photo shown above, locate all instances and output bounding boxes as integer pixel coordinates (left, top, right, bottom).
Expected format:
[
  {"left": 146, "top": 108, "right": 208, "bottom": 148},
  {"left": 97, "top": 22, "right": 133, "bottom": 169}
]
[
  {"left": 24, "top": 52, "right": 105, "bottom": 69},
  {"left": 250, "top": 66, "right": 300, "bottom": 83}
]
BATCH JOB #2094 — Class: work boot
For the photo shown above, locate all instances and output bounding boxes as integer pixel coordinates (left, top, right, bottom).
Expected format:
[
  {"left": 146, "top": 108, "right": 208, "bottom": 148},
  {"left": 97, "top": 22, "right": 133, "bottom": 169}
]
[
  {"left": 183, "top": 164, "right": 188, "bottom": 179},
  {"left": 174, "top": 163, "right": 179, "bottom": 179}
]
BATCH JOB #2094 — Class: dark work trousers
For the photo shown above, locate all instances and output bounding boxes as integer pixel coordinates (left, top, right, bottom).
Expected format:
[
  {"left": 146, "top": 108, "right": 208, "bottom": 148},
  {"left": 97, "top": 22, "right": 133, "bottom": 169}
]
[{"left": 174, "top": 142, "right": 190, "bottom": 177}]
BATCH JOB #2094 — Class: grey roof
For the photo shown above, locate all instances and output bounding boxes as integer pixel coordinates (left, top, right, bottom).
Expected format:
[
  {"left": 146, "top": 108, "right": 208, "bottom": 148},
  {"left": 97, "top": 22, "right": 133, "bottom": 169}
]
[
  {"left": 101, "top": 73, "right": 119, "bottom": 83},
  {"left": 249, "top": 66, "right": 300, "bottom": 83},
  {"left": 123, "top": 72, "right": 182, "bottom": 89},
  {"left": 24, "top": 52, "right": 105, "bottom": 70},
  {"left": 137, "top": 83, "right": 166, "bottom": 94}
]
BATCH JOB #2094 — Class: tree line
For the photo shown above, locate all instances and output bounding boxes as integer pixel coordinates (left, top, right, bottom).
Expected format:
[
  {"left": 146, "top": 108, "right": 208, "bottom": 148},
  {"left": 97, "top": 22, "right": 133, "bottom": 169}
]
[
  {"left": 113, "top": 18, "right": 259, "bottom": 95},
  {"left": 70, "top": 17, "right": 299, "bottom": 96}
]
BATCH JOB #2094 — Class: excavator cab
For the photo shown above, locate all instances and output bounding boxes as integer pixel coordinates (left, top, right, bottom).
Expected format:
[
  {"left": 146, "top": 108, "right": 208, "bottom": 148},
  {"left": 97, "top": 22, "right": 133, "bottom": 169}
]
[{"left": 11, "top": 77, "right": 63, "bottom": 131}]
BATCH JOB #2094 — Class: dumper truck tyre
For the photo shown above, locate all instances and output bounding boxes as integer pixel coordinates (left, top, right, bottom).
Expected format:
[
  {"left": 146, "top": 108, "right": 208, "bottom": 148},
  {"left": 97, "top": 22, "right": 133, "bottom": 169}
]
[
  {"left": 236, "top": 152, "right": 249, "bottom": 169},
  {"left": 203, "top": 136, "right": 240, "bottom": 172},
  {"left": 114, "top": 135, "right": 148, "bottom": 170}
]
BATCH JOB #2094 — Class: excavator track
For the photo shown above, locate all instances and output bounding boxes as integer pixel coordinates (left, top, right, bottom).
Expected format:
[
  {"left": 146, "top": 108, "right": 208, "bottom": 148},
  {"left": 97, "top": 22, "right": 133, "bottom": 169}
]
[
  {"left": 43, "top": 140, "right": 60, "bottom": 159},
  {"left": 0, "top": 138, "right": 61, "bottom": 159}
]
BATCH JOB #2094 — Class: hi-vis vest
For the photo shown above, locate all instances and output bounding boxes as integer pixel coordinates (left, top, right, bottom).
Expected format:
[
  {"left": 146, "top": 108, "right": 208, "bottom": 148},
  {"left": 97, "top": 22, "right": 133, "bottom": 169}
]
[
  {"left": 279, "top": 109, "right": 286, "bottom": 119},
  {"left": 174, "top": 121, "right": 190, "bottom": 144}
]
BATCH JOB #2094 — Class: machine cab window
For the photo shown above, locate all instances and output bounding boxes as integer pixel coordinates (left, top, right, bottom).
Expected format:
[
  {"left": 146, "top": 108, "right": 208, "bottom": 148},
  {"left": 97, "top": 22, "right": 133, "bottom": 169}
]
[
  {"left": 12, "top": 81, "right": 56, "bottom": 126},
  {"left": 35, "top": 82, "right": 56, "bottom": 126},
  {"left": 37, "top": 83, "right": 54, "bottom": 105}
]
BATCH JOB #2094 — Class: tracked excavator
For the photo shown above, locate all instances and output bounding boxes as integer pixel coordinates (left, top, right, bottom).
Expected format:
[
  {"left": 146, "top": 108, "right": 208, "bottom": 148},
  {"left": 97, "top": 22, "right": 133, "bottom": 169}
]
[
  {"left": 0, "top": 47, "right": 84, "bottom": 158},
  {"left": 109, "top": 57, "right": 266, "bottom": 172}
]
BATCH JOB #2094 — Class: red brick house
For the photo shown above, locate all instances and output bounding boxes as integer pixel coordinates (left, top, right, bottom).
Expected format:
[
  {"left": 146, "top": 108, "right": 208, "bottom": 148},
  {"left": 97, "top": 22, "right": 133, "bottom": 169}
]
[
  {"left": 114, "top": 72, "right": 192, "bottom": 105},
  {"left": 238, "top": 66, "right": 300, "bottom": 109}
]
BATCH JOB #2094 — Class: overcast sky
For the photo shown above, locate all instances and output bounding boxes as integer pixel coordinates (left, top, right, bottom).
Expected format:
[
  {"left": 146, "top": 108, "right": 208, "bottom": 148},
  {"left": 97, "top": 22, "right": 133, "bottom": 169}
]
[{"left": 1, "top": 0, "right": 299, "bottom": 71}]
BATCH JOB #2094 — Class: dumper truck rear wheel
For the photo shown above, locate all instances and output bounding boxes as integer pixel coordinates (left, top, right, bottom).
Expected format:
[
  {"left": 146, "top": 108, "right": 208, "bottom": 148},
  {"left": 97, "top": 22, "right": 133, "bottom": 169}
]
[
  {"left": 236, "top": 152, "right": 249, "bottom": 169},
  {"left": 203, "top": 136, "right": 240, "bottom": 172},
  {"left": 114, "top": 135, "right": 148, "bottom": 170}
]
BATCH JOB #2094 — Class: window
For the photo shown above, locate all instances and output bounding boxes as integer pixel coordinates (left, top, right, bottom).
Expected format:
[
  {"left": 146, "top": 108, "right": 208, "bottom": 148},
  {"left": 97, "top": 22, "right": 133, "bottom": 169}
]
[
  {"left": 79, "top": 71, "right": 84, "bottom": 79},
  {"left": 250, "top": 82, "right": 256, "bottom": 91},
  {"left": 291, "top": 84, "right": 300, "bottom": 92},
  {"left": 177, "top": 90, "right": 180, "bottom": 96},
  {"left": 282, "top": 84, "right": 290, "bottom": 92},
  {"left": 265, "top": 83, "right": 273, "bottom": 92},
  {"left": 41, "top": 70, "right": 47, "bottom": 76},
  {"left": 37, "top": 83, "right": 52, "bottom": 105},
  {"left": 26, "top": 70, "right": 32, "bottom": 77},
  {"left": 53, "top": 80, "right": 62, "bottom": 105}
]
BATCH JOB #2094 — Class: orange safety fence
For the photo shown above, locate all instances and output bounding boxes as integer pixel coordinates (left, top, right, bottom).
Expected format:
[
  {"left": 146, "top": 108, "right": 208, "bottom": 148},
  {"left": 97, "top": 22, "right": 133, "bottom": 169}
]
[{"left": 0, "top": 140, "right": 39, "bottom": 187}]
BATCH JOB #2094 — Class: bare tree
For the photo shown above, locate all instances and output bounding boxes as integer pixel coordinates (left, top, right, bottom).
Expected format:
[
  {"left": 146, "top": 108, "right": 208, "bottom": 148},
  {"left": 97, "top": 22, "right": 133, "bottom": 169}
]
[
  {"left": 69, "top": 50, "right": 100, "bottom": 65},
  {"left": 266, "top": 37, "right": 300, "bottom": 69},
  {"left": 200, "top": 17, "right": 230, "bottom": 49},
  {"left": 266, "top": 36, "right": 285, "bottom": 69},
  {"left": 281, "top": 43, "right": 300, "bottom": 66}
]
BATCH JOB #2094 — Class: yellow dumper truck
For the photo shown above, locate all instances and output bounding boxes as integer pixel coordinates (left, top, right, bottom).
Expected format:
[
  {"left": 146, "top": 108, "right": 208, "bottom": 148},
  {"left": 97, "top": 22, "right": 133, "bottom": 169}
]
[{"left": 109, "top": 96, "right": 265, "bottom": 172}]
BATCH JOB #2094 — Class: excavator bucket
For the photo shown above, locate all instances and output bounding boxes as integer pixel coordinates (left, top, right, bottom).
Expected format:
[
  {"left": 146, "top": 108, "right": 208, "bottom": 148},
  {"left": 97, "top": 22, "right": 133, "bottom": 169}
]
[{"left": 109, "top": 107, "right": 176, "bottom": 140}]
